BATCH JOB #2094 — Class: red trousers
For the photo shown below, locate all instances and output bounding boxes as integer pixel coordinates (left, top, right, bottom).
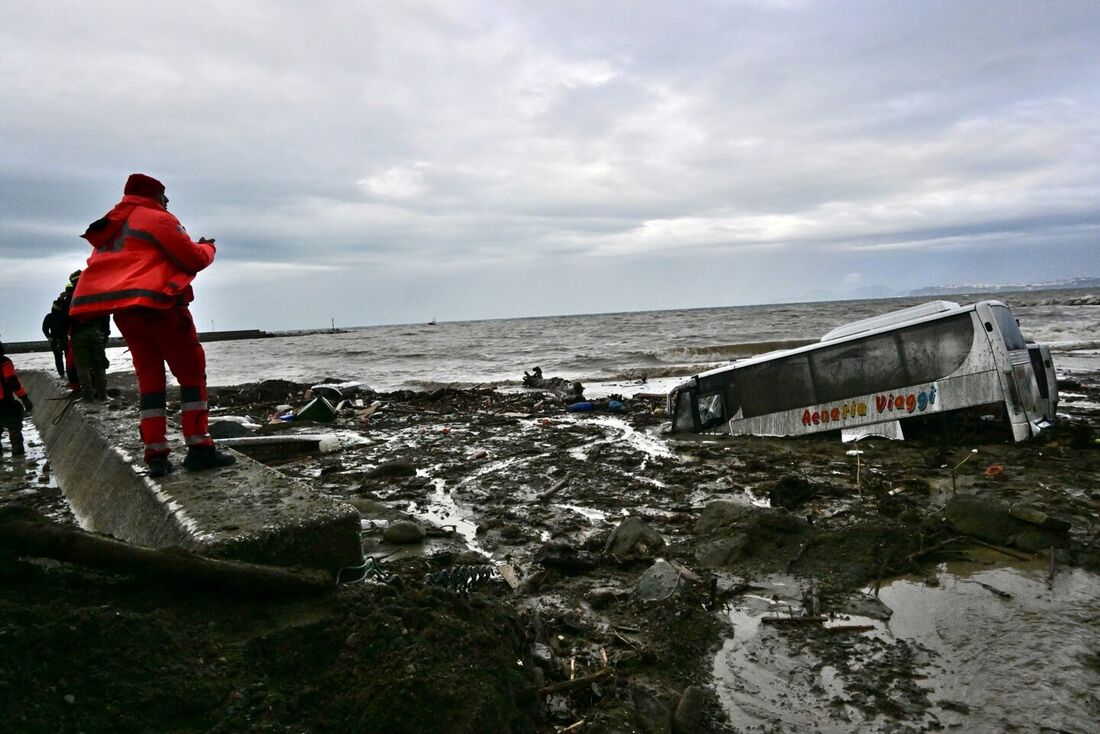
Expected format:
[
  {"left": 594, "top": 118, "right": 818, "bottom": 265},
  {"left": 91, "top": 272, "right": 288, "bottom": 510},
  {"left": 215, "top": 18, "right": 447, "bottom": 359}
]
[
  {"left": 114, "top": 306, "right": 214, "bottom": 461},
  {"left": 65, "top": 341, "right": 77, "bottom": 390}
]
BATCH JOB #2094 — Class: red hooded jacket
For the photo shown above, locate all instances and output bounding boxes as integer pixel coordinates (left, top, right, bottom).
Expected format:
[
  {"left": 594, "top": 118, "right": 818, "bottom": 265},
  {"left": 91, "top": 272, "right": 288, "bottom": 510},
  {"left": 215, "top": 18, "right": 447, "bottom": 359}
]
[
  {"left": 1, "top": 356, "right": 28, "bottom": 402},
  {"left": 69, "top": 195, "right": 215, "bottom": 318}
]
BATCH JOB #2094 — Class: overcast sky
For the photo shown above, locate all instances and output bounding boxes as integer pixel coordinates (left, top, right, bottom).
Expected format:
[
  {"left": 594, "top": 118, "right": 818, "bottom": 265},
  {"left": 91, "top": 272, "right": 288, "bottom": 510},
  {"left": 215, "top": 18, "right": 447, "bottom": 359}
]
[{"left": 2, "top": 0, "right": 1098, "bottom": 341}]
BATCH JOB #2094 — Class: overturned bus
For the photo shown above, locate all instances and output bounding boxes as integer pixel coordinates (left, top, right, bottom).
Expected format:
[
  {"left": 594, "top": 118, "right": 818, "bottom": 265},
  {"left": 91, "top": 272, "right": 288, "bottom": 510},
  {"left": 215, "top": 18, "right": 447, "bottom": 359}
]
[{"left": 668, "top": 300, "right": 1057, "bottom": 441}]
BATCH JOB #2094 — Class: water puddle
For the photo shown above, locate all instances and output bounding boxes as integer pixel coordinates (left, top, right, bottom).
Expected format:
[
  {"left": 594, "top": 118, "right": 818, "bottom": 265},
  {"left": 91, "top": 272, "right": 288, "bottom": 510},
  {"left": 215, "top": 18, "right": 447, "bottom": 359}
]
[
  {"left": 1, "top": 422, "right": 71, "bottom": 524},
  {"left": 404, "top": 477, "right": 483, "bottom": 551},
  {"left": 553, "top": 503, "right": 609, "bottom": 524},
  {"left": 584, "top": 415, "right": 675, "bottom": 460},
  {"left": 714, "top": 561, "right": 1100, "bottom": 732}
]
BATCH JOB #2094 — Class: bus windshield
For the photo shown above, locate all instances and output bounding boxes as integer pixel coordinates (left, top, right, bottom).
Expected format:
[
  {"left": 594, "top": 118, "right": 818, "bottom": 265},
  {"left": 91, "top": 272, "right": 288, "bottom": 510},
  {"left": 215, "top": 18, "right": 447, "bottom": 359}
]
[{"left": 990, "top": 305, "right": 1027, "bottom": 350}]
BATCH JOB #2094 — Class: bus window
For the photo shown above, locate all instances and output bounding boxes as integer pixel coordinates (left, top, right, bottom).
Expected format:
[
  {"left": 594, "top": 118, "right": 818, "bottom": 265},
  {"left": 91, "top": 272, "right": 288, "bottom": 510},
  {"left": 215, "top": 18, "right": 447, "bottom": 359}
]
[
  {"left": 673, "top": 390, "right": 695, "bottom": 431},
  {"left": 697, "top": 392, "right": 724, "bottom": 429},
  {"left": 1029, "top": 348, "right": 1050, "bottom": 399},
  {"left": 699, "top": 372, "right": 741, "bottom": 420},
  {"left": 740, "top": 354, "right": 815, "bottom": 418},
  {"left": 898, "top": 313, "right": 974, "bottom": 382},
  {"left": 990, "top": 306, "right": 1027, "bottom": 350},
  {"left": 811, "top": 332, "right": 906, "bottom": 403}
]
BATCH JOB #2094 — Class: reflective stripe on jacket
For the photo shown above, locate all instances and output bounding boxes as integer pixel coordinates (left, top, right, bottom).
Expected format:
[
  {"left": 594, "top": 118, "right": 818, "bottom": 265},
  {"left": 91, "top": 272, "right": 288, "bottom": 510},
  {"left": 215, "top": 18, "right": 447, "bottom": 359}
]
[
  {"left": 69, "top": 195, "right": 215, "bottom": 318},
  {"left": 0, "top": 356, "right": 27, "bottom": 402}
]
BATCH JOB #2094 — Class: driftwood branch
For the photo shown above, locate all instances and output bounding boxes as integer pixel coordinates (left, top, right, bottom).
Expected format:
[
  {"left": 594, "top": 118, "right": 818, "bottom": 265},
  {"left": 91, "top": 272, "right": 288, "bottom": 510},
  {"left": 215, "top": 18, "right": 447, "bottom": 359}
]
[
  {"left": 966, "top": 537, "right": 1035, "bottom": 561},
  {"left": 0, "top": 508, "right": 335, "bottom": 596},
  {"left": 760, "top": 615, "right": 827, "bottom": 626},
  {"left": 538, "top": 668, "right": 613, "bottom": 696},
  {"left": 538, "top": 477, "right": 570, "bottom": 502}
]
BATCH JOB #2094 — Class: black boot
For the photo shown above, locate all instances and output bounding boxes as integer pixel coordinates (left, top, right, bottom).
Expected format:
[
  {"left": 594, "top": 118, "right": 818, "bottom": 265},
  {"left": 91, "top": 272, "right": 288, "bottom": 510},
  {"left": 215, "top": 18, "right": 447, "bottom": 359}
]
[
  {"left": 183, "top": 445, "right": 237, "bottom": 472},
  {"left": 148, "top": 455, "right": 173, "bottom": 478}
]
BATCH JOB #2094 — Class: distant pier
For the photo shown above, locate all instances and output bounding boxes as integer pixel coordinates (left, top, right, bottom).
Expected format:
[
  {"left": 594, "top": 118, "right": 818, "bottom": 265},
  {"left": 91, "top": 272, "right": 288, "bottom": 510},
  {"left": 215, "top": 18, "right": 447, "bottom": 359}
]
[{"left": 4, "top": 329, "right": 274, "bottom": 354}]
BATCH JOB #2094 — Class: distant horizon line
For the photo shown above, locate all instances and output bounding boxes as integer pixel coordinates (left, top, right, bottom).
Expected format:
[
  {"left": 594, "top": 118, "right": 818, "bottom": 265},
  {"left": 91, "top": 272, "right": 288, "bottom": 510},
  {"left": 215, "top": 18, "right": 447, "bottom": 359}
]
[
  {"left": 281, "top": 278, "right": 1100, "bottom": 333},
  {"left": 4, "top": 278, "right": 1095, "bottom": 344}
]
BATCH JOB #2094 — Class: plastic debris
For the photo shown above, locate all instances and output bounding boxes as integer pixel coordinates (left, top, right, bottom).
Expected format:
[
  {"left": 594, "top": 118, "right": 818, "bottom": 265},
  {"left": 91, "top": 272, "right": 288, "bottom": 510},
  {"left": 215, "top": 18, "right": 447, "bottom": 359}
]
[{"left": 296, "top": 396, "right": 337, "bottom": 422}]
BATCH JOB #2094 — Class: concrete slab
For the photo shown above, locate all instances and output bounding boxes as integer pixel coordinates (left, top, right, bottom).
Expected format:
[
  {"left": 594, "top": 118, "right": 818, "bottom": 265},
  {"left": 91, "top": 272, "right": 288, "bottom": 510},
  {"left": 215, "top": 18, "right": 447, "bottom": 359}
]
[
  {"left": 215, "top": 434, "right": 341, "bottom": 463},
  {"left": 22, "top": 370, "right": 362, "bottom": 571}
]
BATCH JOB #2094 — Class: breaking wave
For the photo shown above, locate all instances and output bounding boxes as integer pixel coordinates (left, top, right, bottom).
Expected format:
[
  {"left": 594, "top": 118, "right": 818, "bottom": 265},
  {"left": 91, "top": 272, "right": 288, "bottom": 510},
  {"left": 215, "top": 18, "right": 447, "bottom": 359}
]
[
  {"left": 653, "top": 339, "right": 815, "bottom": 363},
  {"left": 594, "top": 365, "right": 719, "bottom": 382},
  {"left": 1052, "top": 340, "right": 1100, "bottom": 352},
  {"left": 1020, "top": 294, "right": 1100, "bottom": 307}
]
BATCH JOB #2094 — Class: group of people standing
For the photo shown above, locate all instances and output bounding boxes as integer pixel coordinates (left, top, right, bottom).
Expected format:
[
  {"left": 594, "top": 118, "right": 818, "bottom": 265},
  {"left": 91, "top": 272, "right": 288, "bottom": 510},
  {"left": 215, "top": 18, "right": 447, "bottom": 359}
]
[
  {"left": 1, "top": 173, "right": 235, "bottom": 478},
  {"left": 41, "top": 269, "right": 111, "bottom": 400}
]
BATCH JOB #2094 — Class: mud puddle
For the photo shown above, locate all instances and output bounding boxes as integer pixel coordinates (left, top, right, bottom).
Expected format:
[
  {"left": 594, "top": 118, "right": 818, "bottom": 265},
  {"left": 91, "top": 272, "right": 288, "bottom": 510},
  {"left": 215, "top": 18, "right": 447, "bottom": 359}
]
[
  {"left": 413, "top": 476, "right": 483, "bottom": 550},
  {"left": 0, "top": 422, "right": 71, "bottom": 524},
  {"left": 714, "top": 560, "right": 1100, "bottom": 732}
]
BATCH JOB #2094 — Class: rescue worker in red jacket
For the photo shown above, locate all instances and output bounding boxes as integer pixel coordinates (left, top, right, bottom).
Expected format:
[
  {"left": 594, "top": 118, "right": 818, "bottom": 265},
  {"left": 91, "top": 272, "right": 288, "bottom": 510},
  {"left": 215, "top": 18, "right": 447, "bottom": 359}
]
[
  {"left": 69, "top": 173, "right": 235, "bottom": 478},
  {"left": 0, "top": 340, "right": 34, "bottom": 458}
]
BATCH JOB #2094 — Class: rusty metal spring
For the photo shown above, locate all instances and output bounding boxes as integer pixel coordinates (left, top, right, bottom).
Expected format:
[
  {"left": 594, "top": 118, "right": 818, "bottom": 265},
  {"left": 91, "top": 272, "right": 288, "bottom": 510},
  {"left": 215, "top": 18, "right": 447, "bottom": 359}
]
[
  {"left": 423, "top": 564, "right": 497, "bottom": 595},
  {"left": 337, "top": 557, "right": 394, "bottom": 585}
]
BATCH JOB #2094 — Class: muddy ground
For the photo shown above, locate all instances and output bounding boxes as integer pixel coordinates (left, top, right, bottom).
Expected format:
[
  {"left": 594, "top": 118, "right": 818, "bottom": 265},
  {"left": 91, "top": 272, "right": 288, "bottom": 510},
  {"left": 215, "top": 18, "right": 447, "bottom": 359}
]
[{"left": 1, "top": 372, "right": 1098, "bottom": 733}]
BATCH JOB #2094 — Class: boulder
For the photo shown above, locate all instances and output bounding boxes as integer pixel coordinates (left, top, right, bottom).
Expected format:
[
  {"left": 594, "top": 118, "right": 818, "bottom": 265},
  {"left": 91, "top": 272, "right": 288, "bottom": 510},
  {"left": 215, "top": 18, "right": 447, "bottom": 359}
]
[
  {"left": 382, "top": 520, "right": 425, "bottom": 544},
  {"left": 767, "top": 474, "right": 817, "bottom": 510},
  {"left": 586, "top": 586, "right": 630, "bottom": 609},
  {"left": 365, "top": 460, "right": 417, "bottom": 479},
  {"left": 630, "top": 687, "right": 672, "bottom": 734},
  {"left": 943, "top": 495, "right": 1068, "bottom": 553},
  {"left": 695, "top": 536, "right": 750, "bottom": 568},
  {"left": 604, "top": 517, "right": 666, "bottom": 558},
  {"left": 534, "top": 543, "right": 599, "bottom": 574},
  {"left": 637, "top": 560, "right": 682, "bottom": 602},
  {"left": 672, "top": 685, "right": 707, "bottom": 734},
  {"left": 695, "top": 500, "right": 808, "bottom": 538},
  {"left": 694, "top": 501, "right": 758, "bottom": 535},
  {"left": 1009, "top": 503, "right": 1072, "bottom": 533}
]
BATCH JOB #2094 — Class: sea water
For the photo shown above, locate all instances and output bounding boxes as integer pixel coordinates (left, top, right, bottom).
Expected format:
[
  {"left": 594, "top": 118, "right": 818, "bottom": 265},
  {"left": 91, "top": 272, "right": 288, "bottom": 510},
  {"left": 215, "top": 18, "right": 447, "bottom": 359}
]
[{"left": 12, "top": 288, "right": 1099, "bottom": 391}]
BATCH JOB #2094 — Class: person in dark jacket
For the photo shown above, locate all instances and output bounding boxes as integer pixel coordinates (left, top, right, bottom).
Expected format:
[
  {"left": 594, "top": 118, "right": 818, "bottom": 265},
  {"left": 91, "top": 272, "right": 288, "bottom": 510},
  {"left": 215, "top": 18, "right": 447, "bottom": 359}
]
[
  {"left": 41, "top": 308, "right": 67, "bottom": 378},
  {"left": 64, "top": 271, "right": 111, "bottom": 401},
  {"left": 0, "top": 340, "right": 34, "bottom": 458},
  {"left": 47, "top": 271, "right": 82, "bottom": 388},
  {"left": 70, "top": 173, "right": 235, "bottom": 477}
]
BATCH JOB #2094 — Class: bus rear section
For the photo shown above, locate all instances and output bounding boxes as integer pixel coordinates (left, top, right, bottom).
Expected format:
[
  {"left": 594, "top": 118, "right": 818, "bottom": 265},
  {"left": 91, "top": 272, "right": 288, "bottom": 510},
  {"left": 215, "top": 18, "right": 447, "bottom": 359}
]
[
  {"left": 1027, "top": 342, "right": 1059, "bottom": 425},
  {"left": 668, "top": 300, "right": 1054, "bottom": 442}
]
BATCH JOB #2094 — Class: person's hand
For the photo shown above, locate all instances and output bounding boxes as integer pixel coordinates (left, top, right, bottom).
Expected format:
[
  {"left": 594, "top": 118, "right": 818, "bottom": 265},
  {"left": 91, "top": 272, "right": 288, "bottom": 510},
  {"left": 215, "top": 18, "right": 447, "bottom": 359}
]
[
  {"left": 199, "top": 237, "right": 216, "bottom": 244},
  {"left": 20, "top": 395, "right": 33, "bottom": 414}
]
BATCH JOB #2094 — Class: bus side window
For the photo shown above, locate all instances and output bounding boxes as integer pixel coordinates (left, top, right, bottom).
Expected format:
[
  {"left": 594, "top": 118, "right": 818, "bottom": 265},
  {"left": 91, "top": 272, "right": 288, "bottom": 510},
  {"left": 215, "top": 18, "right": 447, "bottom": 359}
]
[
  {"left": 898, "top": 314, "right": 974, "bottom": 382},
  {"left": 739, "top": 354, "right": 815, "bottom": 418},
  {"left": 697, "top": 392, "right": 724, "bottom": 429},
  {"left": 811, "top": 333, "right": 905, "bottom": 403}
]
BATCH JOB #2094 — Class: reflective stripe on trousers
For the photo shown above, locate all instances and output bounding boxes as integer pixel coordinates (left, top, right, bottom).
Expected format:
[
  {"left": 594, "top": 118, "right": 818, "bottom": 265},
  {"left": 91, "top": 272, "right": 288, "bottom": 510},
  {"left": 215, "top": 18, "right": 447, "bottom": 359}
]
[{"left": 115, "top": 306, "right": 214, "bottom": 460}]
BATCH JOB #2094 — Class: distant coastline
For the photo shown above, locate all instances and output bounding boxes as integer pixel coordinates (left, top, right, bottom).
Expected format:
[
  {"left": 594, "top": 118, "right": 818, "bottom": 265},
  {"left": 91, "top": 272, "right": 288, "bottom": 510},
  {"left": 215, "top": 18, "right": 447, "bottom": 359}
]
[{"left": 907, "top": 276, "right": 1100, "bottom": 297}]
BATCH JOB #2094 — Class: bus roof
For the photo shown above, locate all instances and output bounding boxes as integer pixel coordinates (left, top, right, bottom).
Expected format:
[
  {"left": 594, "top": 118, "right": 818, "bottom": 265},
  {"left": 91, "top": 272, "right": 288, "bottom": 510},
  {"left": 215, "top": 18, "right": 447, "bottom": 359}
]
[
  {"left": 687, "top": 300, "right": 1005, "bottom": 382},
  {"left": 819, "top": 300, "right": 961, "bottom": 341}
]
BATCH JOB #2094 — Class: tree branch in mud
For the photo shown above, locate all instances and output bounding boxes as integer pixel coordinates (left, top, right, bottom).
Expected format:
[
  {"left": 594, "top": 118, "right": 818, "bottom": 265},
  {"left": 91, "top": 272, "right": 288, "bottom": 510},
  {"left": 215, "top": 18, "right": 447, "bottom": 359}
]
[
  {"left": 538, "top": 668, "right": 613, "bottom": 696},
  {"left": 538, "top": 476, "right": 570, "bottom": 502},
  {"left": 0, "top": 506, "right": 335, "bottom": 596}
]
